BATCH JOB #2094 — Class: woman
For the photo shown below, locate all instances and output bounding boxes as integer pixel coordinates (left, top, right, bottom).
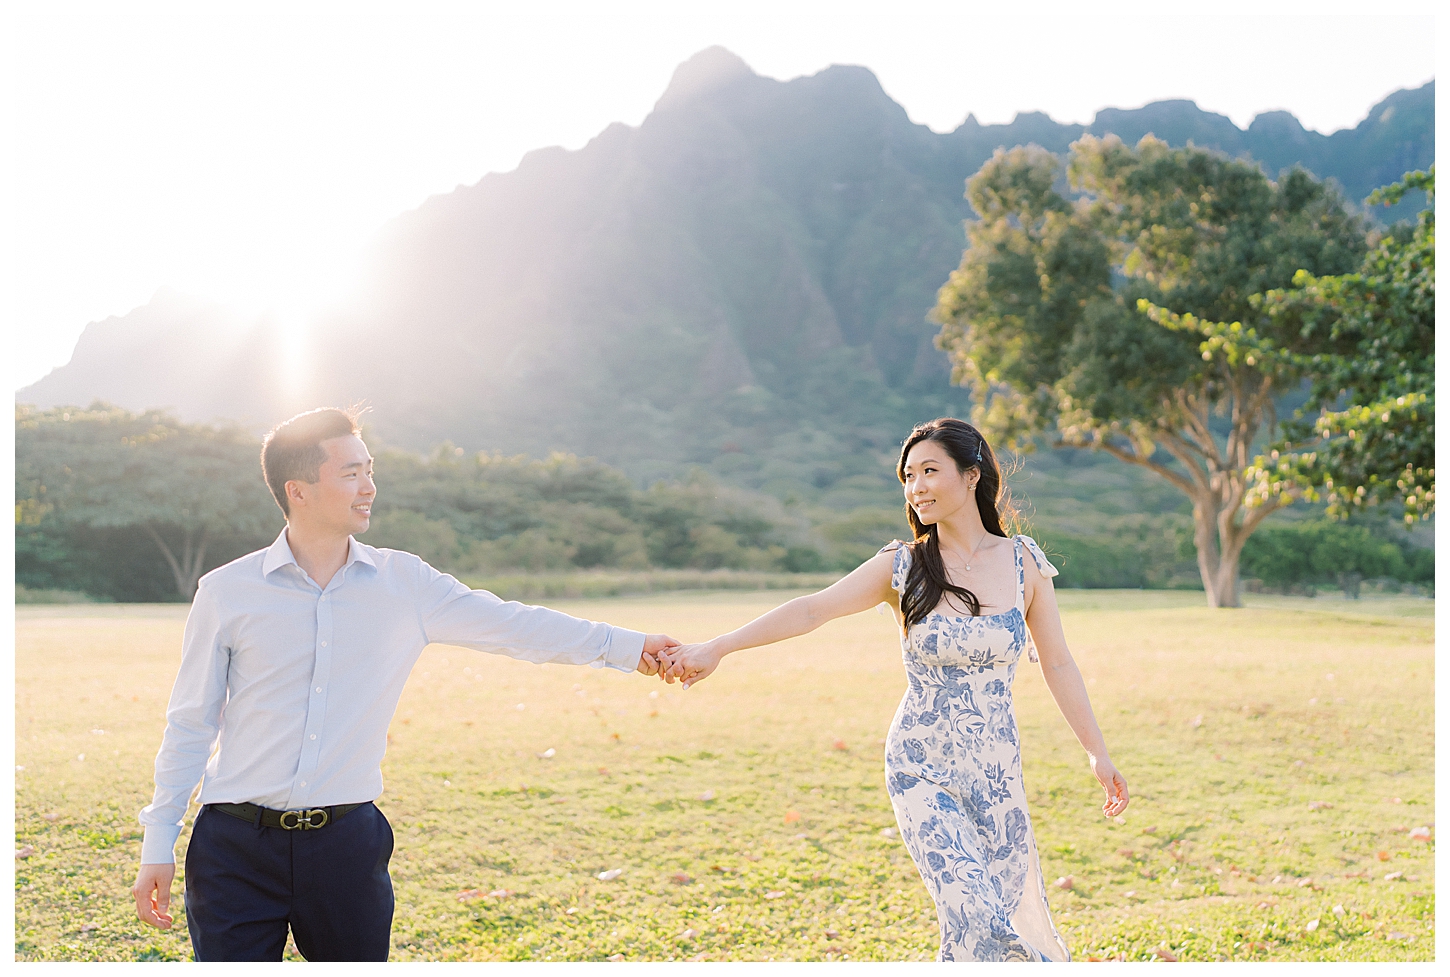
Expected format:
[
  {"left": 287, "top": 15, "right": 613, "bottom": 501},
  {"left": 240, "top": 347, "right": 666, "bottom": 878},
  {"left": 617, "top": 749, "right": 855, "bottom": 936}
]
[{"left": 661, "top": 418, "right": 1129, "bottom": 962}]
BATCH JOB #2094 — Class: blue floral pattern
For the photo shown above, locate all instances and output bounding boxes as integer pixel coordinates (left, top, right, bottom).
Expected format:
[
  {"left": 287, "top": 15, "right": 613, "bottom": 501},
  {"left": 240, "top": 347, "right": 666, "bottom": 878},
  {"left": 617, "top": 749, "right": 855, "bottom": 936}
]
[{"left": 883, "top": 535, "right": 1070, "bottom": 962}]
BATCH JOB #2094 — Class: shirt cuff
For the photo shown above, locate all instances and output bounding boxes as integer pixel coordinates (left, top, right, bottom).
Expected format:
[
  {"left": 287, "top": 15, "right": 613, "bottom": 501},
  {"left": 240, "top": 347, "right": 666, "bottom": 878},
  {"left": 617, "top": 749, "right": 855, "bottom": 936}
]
[
  {"left": 140, "top": 824, "right": 183, "bottom": 865},
  {"left": 597, "top": 626, "right": 646, "bottom": 672}
]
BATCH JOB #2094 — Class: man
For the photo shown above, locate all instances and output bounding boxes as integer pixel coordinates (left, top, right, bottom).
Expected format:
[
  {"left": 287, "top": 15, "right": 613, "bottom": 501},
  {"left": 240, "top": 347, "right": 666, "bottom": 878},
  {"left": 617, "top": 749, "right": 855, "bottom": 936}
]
[{"left": 131, "top": 407, "right": 679, "bottom": 961}]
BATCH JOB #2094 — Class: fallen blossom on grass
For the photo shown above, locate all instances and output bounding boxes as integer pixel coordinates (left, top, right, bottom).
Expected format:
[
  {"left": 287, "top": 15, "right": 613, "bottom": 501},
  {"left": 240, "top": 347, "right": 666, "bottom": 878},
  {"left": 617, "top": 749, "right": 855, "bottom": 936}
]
[
  {"left": 1153, "top": 948, "right": 1178, "bottom": 962},
  {"left": 1053, "top": 876, "right": 1073, "bottom": 891},
  {"left": 1308, "top": 801, "right": 1333, "bottom": 810},
  {"left": 832, "top": 739, "right": 848, "bottom": 751},
  {"left": 1409, "top": 826, "right": 1432, "bottom": 842},
  {"left": 698, "top": 790, "right": 715, "bottom": 801},
  {"left": 15, "top": 846, "right": 35, "bottom": 859},
  {"left": 784, "top": 810, "right": 801, "bottom": 824},
  {"left": 671, "top": 872, "right": 694, "bottom": 885},
  {"left": 764, "top": 890, "right": 786, "bottom": 899},
  {"left": 598, "top": 868, "right": 624, "bottom": 881}
]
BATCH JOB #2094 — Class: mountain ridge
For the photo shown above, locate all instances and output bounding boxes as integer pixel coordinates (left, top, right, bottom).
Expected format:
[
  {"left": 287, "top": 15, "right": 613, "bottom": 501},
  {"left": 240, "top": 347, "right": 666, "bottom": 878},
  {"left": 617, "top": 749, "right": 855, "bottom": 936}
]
[{"left": 19, "top": 50, "right": 1434, "bottom": 505}]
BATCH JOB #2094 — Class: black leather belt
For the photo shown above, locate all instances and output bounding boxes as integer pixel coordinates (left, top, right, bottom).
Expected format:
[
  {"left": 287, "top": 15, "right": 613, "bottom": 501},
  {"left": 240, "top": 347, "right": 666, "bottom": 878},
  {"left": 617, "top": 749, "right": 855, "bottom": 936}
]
[{"left": 208, "top": 801, "right": 368, "bottom": 830}]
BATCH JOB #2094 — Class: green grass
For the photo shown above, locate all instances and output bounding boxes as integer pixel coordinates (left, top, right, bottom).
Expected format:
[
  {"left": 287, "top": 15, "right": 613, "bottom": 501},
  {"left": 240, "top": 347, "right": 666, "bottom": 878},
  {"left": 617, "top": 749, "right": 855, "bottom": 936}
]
[{"left": 14, "top": 590, "right": 1434, "bottom": 961}]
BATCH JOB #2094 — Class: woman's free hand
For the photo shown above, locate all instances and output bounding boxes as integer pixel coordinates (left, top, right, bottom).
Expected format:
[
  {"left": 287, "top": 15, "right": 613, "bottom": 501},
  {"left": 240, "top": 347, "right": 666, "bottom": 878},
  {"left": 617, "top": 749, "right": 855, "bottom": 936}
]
[
  {"left": 663, "top": 641, "right": 727, "bottom": 689},
  {"left": 1090, "top": 755, "right": 1129, "bottom": 818}
]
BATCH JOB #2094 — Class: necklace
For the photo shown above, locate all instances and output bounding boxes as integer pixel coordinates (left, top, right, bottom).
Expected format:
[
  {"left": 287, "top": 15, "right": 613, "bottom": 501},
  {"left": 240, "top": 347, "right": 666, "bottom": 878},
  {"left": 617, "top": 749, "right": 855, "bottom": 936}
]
[{"left": 947, "top": 531, "right": 990, "bottom": 573}]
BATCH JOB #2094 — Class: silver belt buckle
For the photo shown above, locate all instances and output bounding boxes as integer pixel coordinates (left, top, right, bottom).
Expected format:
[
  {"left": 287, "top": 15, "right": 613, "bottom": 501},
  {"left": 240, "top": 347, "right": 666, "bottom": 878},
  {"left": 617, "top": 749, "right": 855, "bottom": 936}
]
[{"left": 279, "top": 808, "right": 329, "bottom": 830}]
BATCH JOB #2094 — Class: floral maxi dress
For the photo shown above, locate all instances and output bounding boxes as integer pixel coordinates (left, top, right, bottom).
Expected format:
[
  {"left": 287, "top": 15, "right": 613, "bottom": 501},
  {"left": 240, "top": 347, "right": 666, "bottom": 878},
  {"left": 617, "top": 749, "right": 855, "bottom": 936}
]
[{"left": 883, "top": 535, "right": 1070, "bottom": 962}]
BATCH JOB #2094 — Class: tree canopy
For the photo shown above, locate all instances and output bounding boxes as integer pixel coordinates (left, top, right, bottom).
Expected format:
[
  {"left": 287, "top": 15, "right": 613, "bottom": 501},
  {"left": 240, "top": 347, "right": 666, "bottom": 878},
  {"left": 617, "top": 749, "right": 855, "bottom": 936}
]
[
  {"left": 1246, "top": 168, "right": 1434, "bottom": 525},
  {"left": 934, "top": 135, "right": 1368, "bottom": 606},
  {"left": 15, "top": 404, "right": 281, "bottom": 598}
]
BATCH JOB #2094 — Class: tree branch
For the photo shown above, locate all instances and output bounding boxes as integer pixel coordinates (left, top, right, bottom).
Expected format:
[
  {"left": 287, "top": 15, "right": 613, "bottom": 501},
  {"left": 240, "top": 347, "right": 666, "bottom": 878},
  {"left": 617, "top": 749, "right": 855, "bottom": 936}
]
[
  {"left": 1154, "top": 431, "right": 1215, "bottom": 496},
  {"left": 1082, "top": 437, "right": 1199, "bottom": 497},
  {"left": 1176, "top": 391, "right": 1223, "bottom": 468}
]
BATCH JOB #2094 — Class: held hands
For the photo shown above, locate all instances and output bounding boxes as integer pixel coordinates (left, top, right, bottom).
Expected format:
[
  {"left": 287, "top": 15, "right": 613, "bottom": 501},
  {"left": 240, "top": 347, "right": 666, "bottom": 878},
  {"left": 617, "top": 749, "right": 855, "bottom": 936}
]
[
  {"left": 656, "top": 641, "right": 727, "bottom": 689},
  {"left": 1090, "top": 755, "right": 1130, "bottom": 819},
  {"left": 636, "top": 633, "right": 727, "bottom": 688},
  {"left": 636, "top": 634, "right": 683, "bottom": 675}
]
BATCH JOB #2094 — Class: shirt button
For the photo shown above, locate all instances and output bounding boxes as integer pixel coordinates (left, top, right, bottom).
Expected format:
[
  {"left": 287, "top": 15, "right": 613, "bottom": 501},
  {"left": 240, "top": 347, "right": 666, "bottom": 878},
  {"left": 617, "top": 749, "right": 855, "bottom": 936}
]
[
  {"left": 300, "top": 781, "right": 307, "bottom": 787},
  {"left": 315, "top": 687, "right": 322, "bottom": 694},
  {"left": 320, "top": 595, "right": 327, "bottom": 601},
  {"left": 321, "top": 641, "right": 328, "bottom": 647},
  {"left": 311, "top": 734, "right": 317, "bottom": 740}
]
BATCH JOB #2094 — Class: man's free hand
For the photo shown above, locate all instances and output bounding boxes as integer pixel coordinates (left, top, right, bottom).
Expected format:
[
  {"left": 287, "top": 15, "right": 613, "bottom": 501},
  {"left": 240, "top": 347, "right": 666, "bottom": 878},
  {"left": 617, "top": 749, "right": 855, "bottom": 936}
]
[
  {"left": 663, "top": 641, "right": 726, "bottom": 689},
  {"left": 132, "top": 862, "right": 176, "bottom": 929},
  {"left": 636, "top": 633, "right": 681, "bottom": 675}
]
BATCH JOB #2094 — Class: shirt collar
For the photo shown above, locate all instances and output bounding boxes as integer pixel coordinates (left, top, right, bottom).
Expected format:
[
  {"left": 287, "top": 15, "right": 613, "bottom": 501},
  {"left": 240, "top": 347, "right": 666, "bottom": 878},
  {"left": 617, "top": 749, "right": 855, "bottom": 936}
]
[{"left": 262, "top": 527, "right": 377, "bottom": 577}]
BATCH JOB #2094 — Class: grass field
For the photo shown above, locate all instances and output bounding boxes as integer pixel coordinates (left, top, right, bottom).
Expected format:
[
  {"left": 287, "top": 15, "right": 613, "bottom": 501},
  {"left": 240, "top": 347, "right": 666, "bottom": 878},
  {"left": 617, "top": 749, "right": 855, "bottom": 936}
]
[{"left": 14, "top": 590, "right": 1435, "bottom": 962}]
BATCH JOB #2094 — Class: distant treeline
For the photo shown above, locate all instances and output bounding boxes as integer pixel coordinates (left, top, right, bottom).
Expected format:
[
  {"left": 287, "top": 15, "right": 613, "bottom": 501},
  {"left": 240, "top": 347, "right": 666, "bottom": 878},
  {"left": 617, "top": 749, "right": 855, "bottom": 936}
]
[
  {"left": 15, "top": 405, "right": 1431, "bottom": 602},
  {"left": 1037, "top": 518, "right": 1432, "bottom": 596},
  {"left": 15, "top": 405, "right": 899, "bottom": 601}
]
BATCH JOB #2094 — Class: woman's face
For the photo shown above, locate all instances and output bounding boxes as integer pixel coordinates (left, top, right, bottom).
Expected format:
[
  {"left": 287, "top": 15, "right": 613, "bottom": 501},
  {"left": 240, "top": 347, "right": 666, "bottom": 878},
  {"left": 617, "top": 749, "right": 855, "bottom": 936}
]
[{"left": 902, "top": 440, "right": 976, "bottom": 527}]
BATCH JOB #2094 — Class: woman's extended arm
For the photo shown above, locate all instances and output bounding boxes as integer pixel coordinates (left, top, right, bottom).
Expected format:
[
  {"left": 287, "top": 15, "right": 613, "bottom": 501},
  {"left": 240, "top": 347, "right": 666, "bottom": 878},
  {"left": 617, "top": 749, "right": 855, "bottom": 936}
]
[
  {"left": 663, "top": 547, "right": 898, "bottom": 688},
  {"left": 1023, "top": 560, "right": 1130, "bottom": 818}
]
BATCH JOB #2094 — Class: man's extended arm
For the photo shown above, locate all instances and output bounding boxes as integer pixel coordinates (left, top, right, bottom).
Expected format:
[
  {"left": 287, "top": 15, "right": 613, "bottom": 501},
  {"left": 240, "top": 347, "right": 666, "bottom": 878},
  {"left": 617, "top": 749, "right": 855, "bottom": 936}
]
[{"left": 416, "top": 559, "right": 664, "bottom": 670}]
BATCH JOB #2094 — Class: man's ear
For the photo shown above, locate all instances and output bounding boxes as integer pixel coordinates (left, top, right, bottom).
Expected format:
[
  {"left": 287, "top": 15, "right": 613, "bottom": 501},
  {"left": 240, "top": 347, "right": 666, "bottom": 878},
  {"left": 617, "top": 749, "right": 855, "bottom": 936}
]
[{"left": 285, "top": 479, "right": 308, "bottom": 510}]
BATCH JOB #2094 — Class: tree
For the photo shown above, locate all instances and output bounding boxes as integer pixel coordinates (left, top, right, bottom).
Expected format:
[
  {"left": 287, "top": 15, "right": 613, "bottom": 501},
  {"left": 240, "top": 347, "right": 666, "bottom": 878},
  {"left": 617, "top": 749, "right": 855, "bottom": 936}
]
[
  {"left": 934, "top": 135, "right": 1367, "bottom": 607},
  {"left": 1246, "top": 168, "right": 1434, "bottom": 525},
  {"left": 15, "top": 404, "right": 281, "bottom": 598}
]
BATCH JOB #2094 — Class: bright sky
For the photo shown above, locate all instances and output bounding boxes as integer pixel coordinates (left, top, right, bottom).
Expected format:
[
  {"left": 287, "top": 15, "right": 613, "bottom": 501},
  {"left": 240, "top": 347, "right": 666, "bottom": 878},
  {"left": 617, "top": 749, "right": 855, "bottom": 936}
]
[{"left": 3, "top": 0, "right": 1438, "bottom": 390}]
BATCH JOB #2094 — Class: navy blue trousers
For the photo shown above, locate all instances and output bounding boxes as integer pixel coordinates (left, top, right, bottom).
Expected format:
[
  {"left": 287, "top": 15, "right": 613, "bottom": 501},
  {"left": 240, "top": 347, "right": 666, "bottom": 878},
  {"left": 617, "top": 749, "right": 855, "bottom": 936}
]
[{"left": 184, "top": 803, "right": 394, "bottom": 961}]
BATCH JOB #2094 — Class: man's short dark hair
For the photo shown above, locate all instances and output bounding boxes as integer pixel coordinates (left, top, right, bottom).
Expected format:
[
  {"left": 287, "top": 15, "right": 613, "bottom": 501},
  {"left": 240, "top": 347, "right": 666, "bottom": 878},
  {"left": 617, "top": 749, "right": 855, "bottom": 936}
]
[{"left": 260, "top": 407, "right": 363, "bottom": 516}]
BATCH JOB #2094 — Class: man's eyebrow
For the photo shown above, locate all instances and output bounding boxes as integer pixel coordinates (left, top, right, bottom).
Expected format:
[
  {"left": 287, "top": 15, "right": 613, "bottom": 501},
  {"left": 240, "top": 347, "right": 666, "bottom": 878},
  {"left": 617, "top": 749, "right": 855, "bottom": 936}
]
[{"left": 340, "top": 460, "right": 369, "bottom": 470}]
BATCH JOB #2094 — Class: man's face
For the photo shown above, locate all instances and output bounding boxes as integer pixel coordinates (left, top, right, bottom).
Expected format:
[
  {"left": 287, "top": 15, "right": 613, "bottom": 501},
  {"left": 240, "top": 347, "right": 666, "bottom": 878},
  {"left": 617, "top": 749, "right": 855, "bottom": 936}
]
[{"left": 287, "top": 435, "right": 375, "bottom": 536}]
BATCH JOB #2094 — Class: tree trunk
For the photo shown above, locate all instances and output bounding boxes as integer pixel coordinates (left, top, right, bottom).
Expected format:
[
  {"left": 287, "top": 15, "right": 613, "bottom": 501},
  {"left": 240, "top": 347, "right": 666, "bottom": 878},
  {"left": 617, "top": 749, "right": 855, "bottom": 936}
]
[
  {"left": 143, "top": 524, "right": 210, "bottom": 599},
  {"left": 1190, "top": 503, "right": 1242, "bottom": 608}
]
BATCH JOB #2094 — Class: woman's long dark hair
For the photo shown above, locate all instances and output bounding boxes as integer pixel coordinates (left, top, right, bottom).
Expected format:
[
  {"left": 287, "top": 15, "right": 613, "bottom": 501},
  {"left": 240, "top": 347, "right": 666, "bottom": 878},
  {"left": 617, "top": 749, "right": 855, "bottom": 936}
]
[{"left": 896, "top": 418, "right": 1017, "bottom": 630}]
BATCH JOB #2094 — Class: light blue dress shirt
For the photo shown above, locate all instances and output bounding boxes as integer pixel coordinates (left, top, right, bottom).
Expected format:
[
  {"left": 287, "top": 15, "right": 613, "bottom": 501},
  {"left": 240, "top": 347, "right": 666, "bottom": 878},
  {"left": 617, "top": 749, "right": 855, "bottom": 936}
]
[{"left": 138, "top": 529, "right": 645, "bottom": 864}]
